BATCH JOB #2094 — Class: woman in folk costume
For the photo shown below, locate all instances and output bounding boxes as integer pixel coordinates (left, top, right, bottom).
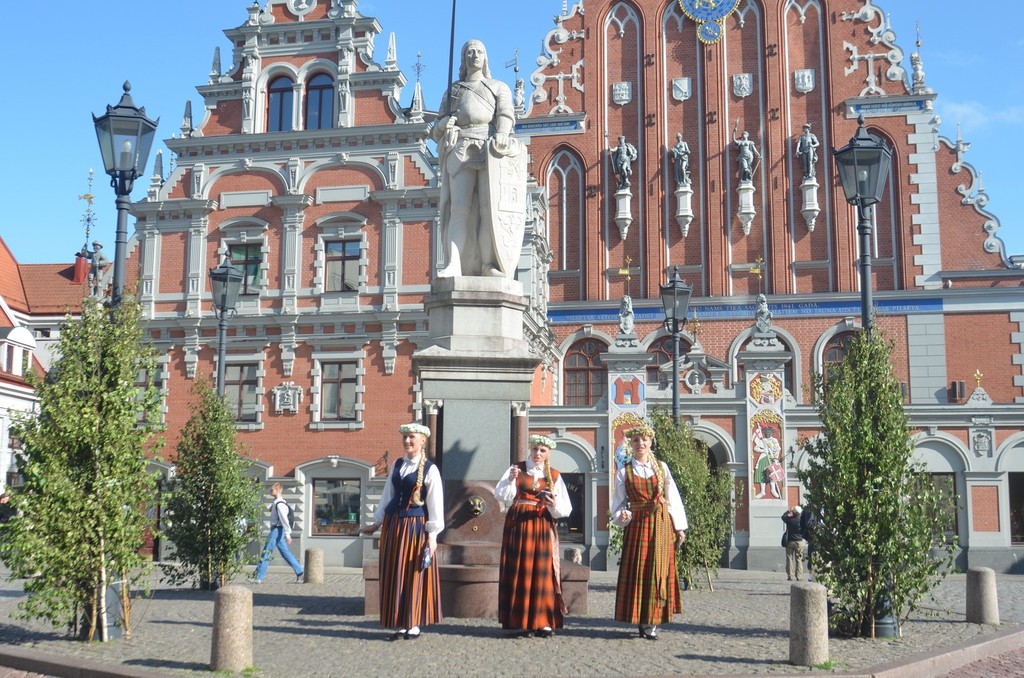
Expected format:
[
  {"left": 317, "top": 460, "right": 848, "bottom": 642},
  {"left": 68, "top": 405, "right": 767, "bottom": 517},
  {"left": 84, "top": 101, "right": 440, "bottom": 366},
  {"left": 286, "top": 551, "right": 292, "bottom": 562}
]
[
  {"left": 493, "top": 434, "right": 572, "bottom": 638},
  {"left": 361, "top": 423, "right": 444, "bottom": 640},
  {"left": 611, "top": 425, "right": 688, "bottom": 641}
]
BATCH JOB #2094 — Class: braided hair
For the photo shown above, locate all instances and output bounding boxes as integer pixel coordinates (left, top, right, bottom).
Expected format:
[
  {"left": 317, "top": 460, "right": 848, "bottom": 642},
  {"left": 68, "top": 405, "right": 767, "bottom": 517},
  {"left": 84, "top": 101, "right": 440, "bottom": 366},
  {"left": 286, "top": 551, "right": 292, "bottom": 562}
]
[
  {"left": 544, "top": 457, "right": 555, "bottom": 493},
  {"left": 410, "top": 440, "right": 427, "bottom": 506}
]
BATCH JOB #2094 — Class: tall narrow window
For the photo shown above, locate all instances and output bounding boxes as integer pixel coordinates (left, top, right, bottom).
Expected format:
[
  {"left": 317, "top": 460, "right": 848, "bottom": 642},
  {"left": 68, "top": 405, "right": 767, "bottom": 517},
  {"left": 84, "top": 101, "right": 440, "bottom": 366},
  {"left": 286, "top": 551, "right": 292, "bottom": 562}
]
[
  {"left": 822, "top": 332, "right": 856, "bottom": 384},
  {"left": 229, "top": 243, "right": 262, "bottom": 296},
  {"left": 564, "top": 339, "right": 607, "bottom": 406},
  {"left": 325, "top": 240, "right": 360, "bottom": 292},
  {"left": 267, "top": 76, "right": 294, "bottom": 132},
  {"left": 305, "top": 73, "right": 334, "bottom": 130},
  {"left": 647, "top": 335, "right": 691, "bottom": 386},
  {"left": 321, "top": 362, "right": 357, "bottom": 421},
  {"left": 1010, "top": 473, "right": 1024, "bottom": 545},
  {"left": 225, "top": 363, "right": 258, "bottom": 423}
]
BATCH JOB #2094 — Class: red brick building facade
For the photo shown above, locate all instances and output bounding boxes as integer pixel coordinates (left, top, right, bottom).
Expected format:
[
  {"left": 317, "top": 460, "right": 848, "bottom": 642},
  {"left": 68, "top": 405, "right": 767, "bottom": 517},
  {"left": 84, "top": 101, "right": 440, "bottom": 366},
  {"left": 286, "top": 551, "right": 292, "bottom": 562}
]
[{"left": 64, "top": 0, "right": 1024, "bottom": 571}]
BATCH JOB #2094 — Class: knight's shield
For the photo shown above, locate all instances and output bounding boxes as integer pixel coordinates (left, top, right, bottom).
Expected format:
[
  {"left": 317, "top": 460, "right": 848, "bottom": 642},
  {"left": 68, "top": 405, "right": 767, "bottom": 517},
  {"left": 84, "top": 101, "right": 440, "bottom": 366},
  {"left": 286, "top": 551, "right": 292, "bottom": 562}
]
[{"left": 485, "top": 142, "right": 528, "bottom": 275}]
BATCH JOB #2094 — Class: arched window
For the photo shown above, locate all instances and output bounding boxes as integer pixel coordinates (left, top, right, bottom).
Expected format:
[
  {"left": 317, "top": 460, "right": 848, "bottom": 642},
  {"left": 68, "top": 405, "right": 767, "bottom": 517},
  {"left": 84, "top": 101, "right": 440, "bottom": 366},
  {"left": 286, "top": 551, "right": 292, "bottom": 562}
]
[
  {"left": 267, "top": 76, "right": 294, "bottom": 132},
  {"left": 822, "top": 331, "right": 857, "bottom": 383},
  {"left": 305, "top": 73, "right": 334, "bottom": 130},
  {"left": 646, "top": 335, "right": 692, "bottom": 386},
  {"left": 546, "top": 150, "right": 584, "bottom": 272},
  {"left": 564, "top": 339, "right": 607, "bottom": 406}
]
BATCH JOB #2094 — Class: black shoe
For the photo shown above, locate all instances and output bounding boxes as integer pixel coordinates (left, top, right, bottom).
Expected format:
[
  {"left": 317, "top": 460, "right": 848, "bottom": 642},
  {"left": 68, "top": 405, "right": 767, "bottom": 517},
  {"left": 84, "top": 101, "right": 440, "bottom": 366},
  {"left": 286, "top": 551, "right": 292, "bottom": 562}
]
[
  {"left": 519, "top": 630, "right": 534, "bottom": 638},
  {"left": 638, "top": 626, "right": 658, "bottom": 641},
  {"left": 535, "top": 628, "right": 554, "bottom": 639},
  {"left": 389, "top": 631, "right": 405, "bottom": 641},
  {"left": 404, "top": 630, "right": 421, "bottom": 640}
]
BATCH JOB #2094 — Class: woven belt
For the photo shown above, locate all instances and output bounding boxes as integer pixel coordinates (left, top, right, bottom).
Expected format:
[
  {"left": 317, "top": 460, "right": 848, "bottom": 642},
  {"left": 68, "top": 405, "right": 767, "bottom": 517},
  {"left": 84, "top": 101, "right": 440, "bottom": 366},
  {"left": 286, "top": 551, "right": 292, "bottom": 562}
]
[{"left": 514, "top": 500, "right": 540, "bottom": 507}]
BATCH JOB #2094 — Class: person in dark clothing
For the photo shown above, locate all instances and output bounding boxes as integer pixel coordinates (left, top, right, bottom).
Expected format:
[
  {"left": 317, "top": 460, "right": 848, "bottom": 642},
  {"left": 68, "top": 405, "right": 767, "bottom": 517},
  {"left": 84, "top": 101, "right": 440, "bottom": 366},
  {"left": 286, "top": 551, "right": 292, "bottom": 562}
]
[{"left": 781, "top": 506, "right": 806, "bottom": 581}]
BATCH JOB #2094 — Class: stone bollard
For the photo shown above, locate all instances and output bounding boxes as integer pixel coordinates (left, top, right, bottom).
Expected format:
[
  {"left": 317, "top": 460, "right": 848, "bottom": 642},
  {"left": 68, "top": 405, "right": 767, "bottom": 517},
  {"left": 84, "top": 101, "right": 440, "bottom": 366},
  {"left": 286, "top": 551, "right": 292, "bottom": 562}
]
[
  {"left": 966, "top": 566, "right": 999, "bottom": 625},
  {"left": 304, "top": 548, "right": 324, "bottom": 584},
  {"left": 210, "top": 584, "right": 252, "bottom": 673},
  {"left": 789, "top": 581, "right": 828, "bottom": 667}
]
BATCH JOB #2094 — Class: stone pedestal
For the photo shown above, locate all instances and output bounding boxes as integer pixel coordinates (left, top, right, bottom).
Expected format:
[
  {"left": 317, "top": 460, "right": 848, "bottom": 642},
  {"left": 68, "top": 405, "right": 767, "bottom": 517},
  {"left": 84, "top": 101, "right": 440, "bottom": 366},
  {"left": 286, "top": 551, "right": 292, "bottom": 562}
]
[
  {"left": 675, "top": 183, "right": 694, "bottom": 237},
  {"left": 800, "top": 176, "right": 820, "bottom": 232},
  {"left": 737, "top": 181, "right": 756, "bottom": 235},
  {"left": 210, "top": 585, "right": 252, "bottom": 673},
  {"left": 614, "top": 187, "right": 633, "bottom": 240}
]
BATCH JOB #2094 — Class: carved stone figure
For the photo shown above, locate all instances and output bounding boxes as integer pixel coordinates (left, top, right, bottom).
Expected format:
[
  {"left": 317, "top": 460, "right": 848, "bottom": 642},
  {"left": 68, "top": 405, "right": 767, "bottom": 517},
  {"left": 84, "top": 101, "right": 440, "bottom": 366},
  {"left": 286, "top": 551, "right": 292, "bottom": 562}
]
[
  {"left": 80, "top": 241, "right": 110, "bottom": 299},
  {"left": 754, "top": 293, "right": 773, "bottom": 334},
  {"left": 610, "top": 135, "right": 638, "bottom": 189},
  {"left": 618, "top": 295, "right": 635, "bottom": 336},
  {"left": 432, "top": 40, "right": 527, "bottom": 278},
  {"left": 796, "top": 123, "right": 820, "bottom": 179},
  {"left": 669, "top": 133, "right": 691, "bottom": 186},
  {"left": 733, "top": 129, "right": 761, "bottom": 182}
]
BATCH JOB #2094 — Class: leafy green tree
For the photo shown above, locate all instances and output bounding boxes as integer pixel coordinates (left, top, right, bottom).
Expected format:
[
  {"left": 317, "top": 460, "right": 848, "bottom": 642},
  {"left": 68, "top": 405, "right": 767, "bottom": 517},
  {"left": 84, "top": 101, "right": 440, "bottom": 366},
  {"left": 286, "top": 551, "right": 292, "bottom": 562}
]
[
  {"left": 651, "top": 409, "right": 736, "bottom": 591},
  {"left": 0, "top": 298, "right": 162, "bottom": 641},
  {"left": 162, "top": 379, "right": 262, "bottom": 590},
  {"left": 798, "top": 330, "right": 956, "bottom": 638}
]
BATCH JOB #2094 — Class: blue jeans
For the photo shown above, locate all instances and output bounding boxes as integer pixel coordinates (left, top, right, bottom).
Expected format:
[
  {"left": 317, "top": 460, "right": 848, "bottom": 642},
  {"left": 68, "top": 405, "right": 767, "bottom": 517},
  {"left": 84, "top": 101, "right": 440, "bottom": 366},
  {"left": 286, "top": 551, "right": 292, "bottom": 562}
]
[{"left": 254, "top": 526, "right": 303, "bottom": 581}]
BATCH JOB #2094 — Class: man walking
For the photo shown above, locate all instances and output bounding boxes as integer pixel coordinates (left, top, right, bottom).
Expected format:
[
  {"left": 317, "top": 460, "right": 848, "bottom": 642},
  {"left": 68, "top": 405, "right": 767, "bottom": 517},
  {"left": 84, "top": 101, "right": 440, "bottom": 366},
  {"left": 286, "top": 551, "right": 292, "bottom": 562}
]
[{"left": 253, "top": 483, "right": 304, "bottom": 583}]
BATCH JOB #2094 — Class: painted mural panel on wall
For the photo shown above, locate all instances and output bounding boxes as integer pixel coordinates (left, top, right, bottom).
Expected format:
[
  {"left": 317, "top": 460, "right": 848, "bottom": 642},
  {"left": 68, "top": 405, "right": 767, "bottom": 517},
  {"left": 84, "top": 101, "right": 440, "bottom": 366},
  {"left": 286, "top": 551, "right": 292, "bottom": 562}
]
[
  {"left": 609, "top": 373, "right": 646, "bottom": 470},
  {"left": 748, "top": 372, "right": 785, "bottom": 500}
]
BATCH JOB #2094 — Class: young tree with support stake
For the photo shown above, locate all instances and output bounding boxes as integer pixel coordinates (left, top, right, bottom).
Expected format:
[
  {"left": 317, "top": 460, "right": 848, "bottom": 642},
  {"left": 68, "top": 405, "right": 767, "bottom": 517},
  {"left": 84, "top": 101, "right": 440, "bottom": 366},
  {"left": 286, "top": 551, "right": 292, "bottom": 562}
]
[
  {"left": 0, "top": 298, "right": 162, "bottom": 641},
  {"left": 798, "top": 330, "right": 956, "bottom": 638},
  {"left": 161, "top": 379, "right": 262, "bottom": 590}
]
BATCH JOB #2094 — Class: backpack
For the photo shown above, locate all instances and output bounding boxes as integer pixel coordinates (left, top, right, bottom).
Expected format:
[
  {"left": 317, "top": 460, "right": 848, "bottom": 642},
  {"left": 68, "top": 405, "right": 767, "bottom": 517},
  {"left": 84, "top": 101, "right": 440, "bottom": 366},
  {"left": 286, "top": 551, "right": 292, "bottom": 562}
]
[{"left": 274, "top": 499, "right": 294, "bottom": 529}]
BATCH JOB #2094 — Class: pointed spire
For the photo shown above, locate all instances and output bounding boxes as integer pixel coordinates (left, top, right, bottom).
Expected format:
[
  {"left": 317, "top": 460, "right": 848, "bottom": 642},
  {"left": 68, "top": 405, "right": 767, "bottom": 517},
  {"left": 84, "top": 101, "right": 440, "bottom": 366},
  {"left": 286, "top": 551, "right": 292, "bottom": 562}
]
[
  {"left": 152, "top": 149, "right": 164, "bottom": 180},
  {"left": 409, "top": 80, "right": 424, "bottom": 122},
  {"left": 148, "top": 150, "right": 165, "bottom": 200},
  {"left": 181, "top": 100, "right": 194, "bottom": 137},
  {"left": 210, "top": 47, "right": 222, "bottom": 83},
  {"left": 385, "top": 32, "right": 398, "bottom": 71}
]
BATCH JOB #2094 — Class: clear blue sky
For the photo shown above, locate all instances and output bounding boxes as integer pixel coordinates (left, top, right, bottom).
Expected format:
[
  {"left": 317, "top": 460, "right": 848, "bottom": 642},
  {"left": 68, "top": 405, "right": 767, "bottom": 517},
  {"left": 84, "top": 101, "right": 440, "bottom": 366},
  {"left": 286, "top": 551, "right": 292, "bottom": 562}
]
[{"left": 1, "top": 1, "right": 1020, "bottom": 265}]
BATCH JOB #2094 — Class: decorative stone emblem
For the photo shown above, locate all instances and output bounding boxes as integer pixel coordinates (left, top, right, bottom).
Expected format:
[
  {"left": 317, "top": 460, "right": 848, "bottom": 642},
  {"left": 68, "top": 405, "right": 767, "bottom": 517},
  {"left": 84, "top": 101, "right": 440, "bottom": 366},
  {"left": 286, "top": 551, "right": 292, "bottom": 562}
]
[
  {"left": 733, "top": 73, "right": 753, "bottom": 98},
  {"left": 794, "top": 69, "right": 815, "bottom": 93},
  {"left": 671, "top": 77, "right": 692, "bottom": 102},
  {"left": 271, "top": 381, "right": 304, "bottom": 414},
  {"left": 612, "top": 81, "right": 632, "bottom": 105}
]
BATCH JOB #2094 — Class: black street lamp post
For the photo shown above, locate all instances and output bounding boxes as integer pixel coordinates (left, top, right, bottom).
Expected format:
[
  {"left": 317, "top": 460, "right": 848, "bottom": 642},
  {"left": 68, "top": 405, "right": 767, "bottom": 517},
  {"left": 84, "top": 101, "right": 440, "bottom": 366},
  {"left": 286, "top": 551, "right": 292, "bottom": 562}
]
[
  {"left": 209, "top": 260, "right": 244, "bottom": 397},
  {"left": 833, "top": 115, "right": 893, "bottom": 335},
  {"left": 92, "top": 82, "right": 159, "bottom": 308},
  {"left": 659, "top": 266, "right": 693, "bottom": 425}
]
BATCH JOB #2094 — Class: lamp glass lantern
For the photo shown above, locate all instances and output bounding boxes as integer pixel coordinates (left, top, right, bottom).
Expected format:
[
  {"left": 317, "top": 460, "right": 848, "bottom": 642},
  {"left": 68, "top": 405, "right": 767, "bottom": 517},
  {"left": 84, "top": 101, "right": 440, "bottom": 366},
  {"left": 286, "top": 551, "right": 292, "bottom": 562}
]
[
  {"left": 659, "top": 267, "right": 693, "bottom": 327},
  {"left": 92, "top": 81, "right": 159, "bottom": 178},
  {"left": 834, "top": 115, "right": 893, "bottom": 207},
  {"left": 209, "top": 262, "right": 244, "bottom": 314}
]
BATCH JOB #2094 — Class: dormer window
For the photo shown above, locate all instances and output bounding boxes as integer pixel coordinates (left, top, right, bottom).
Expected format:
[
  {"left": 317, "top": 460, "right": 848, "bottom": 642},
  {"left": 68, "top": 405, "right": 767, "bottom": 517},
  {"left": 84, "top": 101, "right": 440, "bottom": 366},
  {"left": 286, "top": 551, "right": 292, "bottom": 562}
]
[{"left": 0, "top": 327, "right": 36, "bottom": 379}]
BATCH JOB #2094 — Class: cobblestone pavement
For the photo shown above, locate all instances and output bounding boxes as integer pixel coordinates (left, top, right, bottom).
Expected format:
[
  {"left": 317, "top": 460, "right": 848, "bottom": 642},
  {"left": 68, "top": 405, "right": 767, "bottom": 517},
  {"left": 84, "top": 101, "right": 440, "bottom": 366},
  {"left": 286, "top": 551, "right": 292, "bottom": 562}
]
[{"left": 0, "top": 565, "right": 1022, "bottom": 677}]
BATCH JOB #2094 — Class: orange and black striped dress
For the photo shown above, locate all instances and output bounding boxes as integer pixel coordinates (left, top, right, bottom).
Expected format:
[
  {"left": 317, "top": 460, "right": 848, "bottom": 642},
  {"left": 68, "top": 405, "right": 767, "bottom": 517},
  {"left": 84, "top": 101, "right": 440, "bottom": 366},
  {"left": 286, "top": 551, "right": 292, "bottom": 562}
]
[
  {"left": 497, "top": 463, "right": 569, "bottom": 631},
  {"left": 377, "top": 458, "right": 443, "bottom": 630},
  {"left": 614, "top": 462, "right": 682, "bottom": 625}
]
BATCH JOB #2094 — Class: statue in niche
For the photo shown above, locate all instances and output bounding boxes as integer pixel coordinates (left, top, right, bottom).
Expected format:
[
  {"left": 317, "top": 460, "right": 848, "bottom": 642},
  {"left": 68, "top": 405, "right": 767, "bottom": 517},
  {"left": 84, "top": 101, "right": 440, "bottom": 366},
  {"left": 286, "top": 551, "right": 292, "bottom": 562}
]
[
  {"left": 669, "top": 132, "right": 691, "bottom": 186},
  {"left": 795, "top": 123, "right": 820, "bottom": 179},
  {"left": 610, "top": 135, "right": 638, "bottom": 189},
  {"left": 619, "top": 295, "right": 635, "bottom": 335},
  {"left": 733, "top": 128, "right": 760, "bottom": 182}
]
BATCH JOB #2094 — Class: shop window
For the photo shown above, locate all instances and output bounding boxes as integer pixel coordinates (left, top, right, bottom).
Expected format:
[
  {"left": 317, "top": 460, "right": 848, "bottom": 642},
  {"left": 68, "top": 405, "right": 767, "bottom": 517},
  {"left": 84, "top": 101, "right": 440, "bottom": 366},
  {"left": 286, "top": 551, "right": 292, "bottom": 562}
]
[
  {"left": 229, "top": 243, "right": 263, "bottom": 295},
  {"left": 267, "top": 76, "right": 294, "bottom": 132},
  {"left": 312, "top": 478, "right": 361, "bottom": 536},
  {"left": 1010, "top": 473, "right": 1024, "bottom": 545},
  {"left": 321, "top": 362, "right": 357, "bottom": 421},
  {"left": 325, "top": 240, "right": 360, "bottom": 292},
  {"left": 225, "top": 363, "right": 259, "bottom": 423},
  {"left": 564, "top": 339, "right": 607, "bottom": 406},
  {"left": 305, "top": 73, "right": 334, "bottom": 130},
  {"left": 555, "top": 472, "right": 585, "bottom": 543}
]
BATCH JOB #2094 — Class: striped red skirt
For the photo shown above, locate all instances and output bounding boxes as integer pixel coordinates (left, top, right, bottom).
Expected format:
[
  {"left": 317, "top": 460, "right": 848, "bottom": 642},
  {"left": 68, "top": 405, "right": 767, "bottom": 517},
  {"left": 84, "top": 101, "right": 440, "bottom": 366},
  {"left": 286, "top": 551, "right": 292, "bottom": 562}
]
[
  {"left": 498, "top": 501, "right": 564, "bottom": 630},
  {"left": 377, "top": 513, "right": 442, "bottom": 629}
]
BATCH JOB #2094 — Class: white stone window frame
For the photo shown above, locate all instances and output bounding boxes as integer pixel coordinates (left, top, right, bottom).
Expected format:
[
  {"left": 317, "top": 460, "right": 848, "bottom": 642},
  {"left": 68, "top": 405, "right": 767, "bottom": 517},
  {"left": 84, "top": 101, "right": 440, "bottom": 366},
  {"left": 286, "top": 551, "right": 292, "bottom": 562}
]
[
  {"left": 218, "top": 219, "right": 271, "bottom": 315},
  {"left": 0, "top": 327, "right": 35, "bottom": 378},
  {"left": 218, "top": 349, "right": 267, "bottom": 432},
  {"left": 310, "top": 348, "right": 366, "bottom": 431},
  {"left": 313, "top": 215, "right": 368, "bottom": 312},
  {"left": 134, "top": 353, "right": 172, "bottom": 427}
]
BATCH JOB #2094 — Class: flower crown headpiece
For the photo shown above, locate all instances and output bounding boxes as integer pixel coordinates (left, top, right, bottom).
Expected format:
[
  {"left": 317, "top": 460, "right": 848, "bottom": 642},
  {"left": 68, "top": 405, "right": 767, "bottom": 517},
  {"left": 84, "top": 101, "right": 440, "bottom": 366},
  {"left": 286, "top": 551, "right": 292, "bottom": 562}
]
[
  {"left": 528, "top": 434, "right": 556, "bottom": 450},
  {"left": 398, "top": 423, "right": 431, "bottom": 437},
  {"left": 624, "top": 425, "right": 655, "bottom": 439}
]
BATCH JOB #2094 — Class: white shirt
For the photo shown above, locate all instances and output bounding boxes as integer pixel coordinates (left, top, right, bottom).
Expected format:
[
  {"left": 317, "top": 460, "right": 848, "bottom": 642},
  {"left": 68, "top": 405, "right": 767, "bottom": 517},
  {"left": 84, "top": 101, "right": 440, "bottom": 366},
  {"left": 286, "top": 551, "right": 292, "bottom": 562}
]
[
  {"left": 373, "top": 454, "right": 445, "bottom": 539},
  {"left": 493, "top": 460, "right": 572, "bottom": 520},
  {"left": 610, "top": 458, "right": 688, "bottom": 532}
]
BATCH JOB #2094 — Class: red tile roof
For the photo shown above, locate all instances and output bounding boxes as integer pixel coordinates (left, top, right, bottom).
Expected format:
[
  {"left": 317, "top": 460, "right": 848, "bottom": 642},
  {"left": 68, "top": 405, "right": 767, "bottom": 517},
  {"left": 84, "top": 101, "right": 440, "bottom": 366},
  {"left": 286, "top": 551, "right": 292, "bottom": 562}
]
[{"left": 0, "top": 236, "right": 86, "bottom": 315}]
